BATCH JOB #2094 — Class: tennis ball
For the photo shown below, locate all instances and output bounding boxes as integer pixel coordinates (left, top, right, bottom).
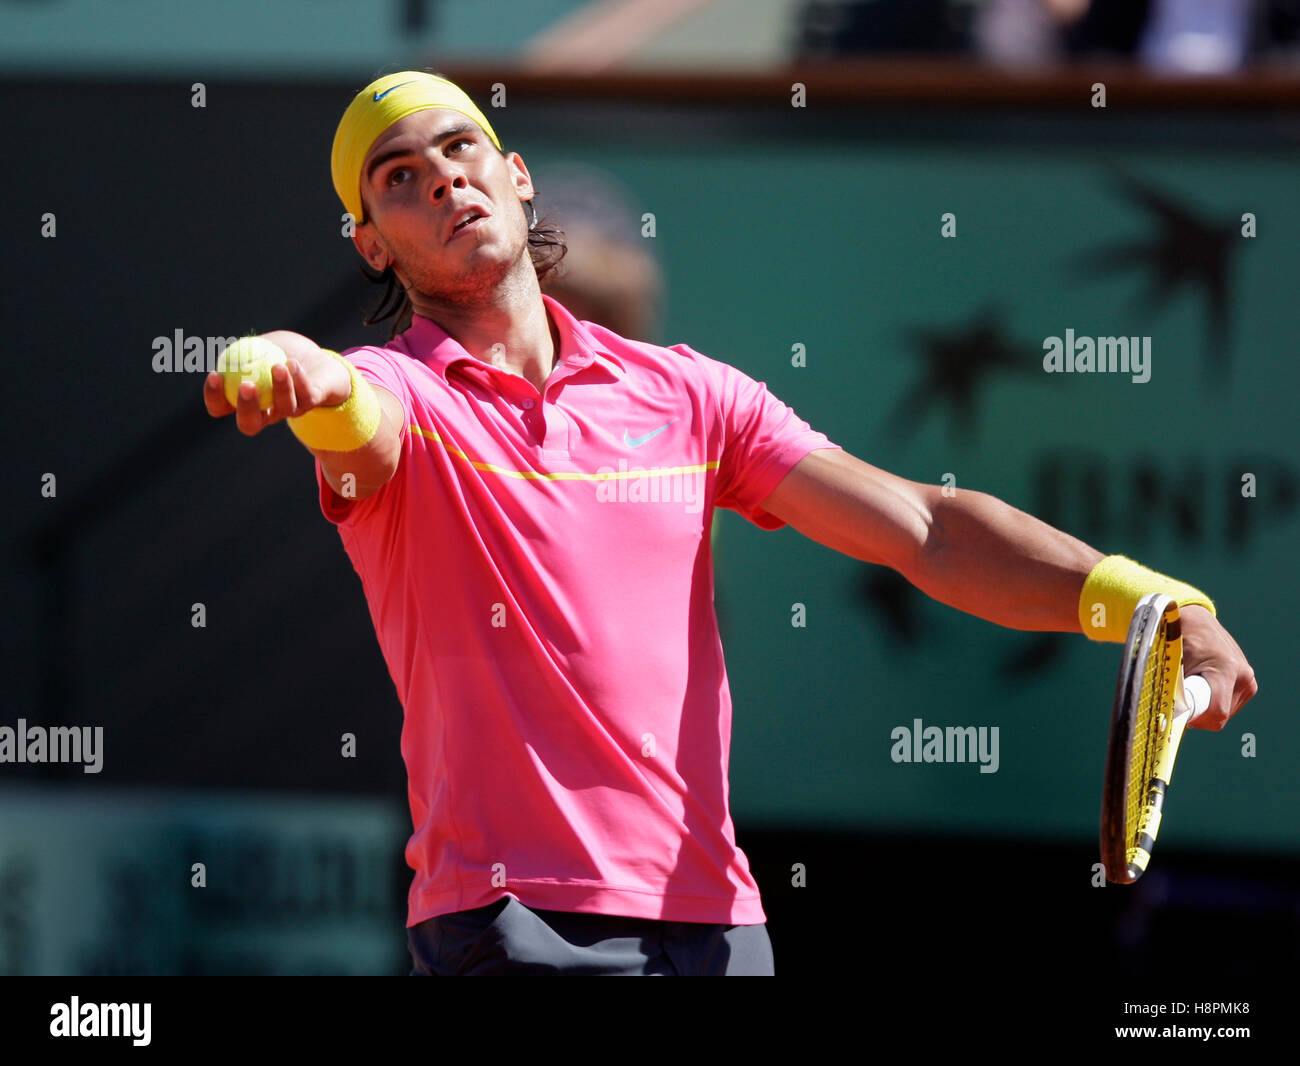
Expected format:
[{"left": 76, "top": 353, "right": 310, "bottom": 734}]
[{"left": 217, "top": 336, "right": 287, "bottom": 409}]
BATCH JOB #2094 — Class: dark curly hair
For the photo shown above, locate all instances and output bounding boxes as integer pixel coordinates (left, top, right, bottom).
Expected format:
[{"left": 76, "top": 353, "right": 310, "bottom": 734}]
[{"left": 359, "top": 196, "right": 567, "bottom": 340}]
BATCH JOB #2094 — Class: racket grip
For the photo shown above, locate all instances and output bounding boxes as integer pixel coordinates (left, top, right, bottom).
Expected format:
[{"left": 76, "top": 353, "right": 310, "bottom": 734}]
[{"left": 1183, "top": 675, "right": 1212, "bottom": 717}]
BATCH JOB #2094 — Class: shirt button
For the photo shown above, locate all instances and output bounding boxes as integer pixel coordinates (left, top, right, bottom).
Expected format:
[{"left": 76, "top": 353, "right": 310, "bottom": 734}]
[{"left": 522, "top": 398, "right": 536, "bottom": 410}]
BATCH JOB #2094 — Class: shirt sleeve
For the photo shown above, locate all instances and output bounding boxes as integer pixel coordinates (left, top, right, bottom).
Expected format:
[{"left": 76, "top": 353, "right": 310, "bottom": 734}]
[
  {"left": 685, "top": 346, "right": 841, "bottom": 530},
  {"left": 314, "top": 346, "right": 412, "bottom": 527}
]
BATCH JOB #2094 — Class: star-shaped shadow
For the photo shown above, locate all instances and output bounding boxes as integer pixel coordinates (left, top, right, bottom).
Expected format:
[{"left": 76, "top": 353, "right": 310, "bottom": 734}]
[
  {"left": 884, "top": 307, "right": 1040, "bottom": 443},
  {"left": 1070, "top": 171, "right": 1240, "bottom": 376}
]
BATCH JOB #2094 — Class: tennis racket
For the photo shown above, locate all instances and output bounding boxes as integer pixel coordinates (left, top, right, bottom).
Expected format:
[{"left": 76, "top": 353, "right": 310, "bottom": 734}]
[{"left": 1100, "top": 593, "right": 1212, "bottom": 884}]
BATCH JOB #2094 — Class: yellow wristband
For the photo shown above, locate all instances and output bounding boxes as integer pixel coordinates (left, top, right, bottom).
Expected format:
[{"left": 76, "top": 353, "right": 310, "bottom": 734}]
[
  {"left": 1078, "top": 555, "right": 1217, "bottom": 642},
  {"left": 287, "top": 349, "right": 383, "bottom": 452}
]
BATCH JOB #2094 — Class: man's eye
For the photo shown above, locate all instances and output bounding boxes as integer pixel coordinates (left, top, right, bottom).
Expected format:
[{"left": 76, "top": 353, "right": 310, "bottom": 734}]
[
  {"left": 447, "top": 138, "right": 472, "bottom": 154},
  {"left": 386, "top": 167, "right": 411, "bottom": 186}
]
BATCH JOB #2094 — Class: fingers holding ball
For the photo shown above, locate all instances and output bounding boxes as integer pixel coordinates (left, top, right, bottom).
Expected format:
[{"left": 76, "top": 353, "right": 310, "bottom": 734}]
[{"left": 217, "top": 336, "right": 289, "bottom": 410}]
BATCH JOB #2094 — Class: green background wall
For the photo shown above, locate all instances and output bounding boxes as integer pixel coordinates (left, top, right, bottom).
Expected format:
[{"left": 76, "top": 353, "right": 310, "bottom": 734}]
[{"left": 509, "top": 113, "right": 1296, "bottom": 849}]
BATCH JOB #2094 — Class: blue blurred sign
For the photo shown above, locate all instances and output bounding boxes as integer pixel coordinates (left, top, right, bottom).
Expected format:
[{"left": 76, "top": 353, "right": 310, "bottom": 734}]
[{"left": 0, "top": 787, "right": 407, "bottom": 975}]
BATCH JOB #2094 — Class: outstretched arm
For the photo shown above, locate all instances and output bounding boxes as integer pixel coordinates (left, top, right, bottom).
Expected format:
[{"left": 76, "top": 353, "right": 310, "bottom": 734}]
[{"left": 759, "top": 447, "right": 1258, "bottom": 727}]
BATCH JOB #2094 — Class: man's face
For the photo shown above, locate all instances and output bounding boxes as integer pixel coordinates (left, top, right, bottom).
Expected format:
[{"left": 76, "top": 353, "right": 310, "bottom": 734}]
[{"left": 352, "top": 108, "right": 535, "bottom": 301}]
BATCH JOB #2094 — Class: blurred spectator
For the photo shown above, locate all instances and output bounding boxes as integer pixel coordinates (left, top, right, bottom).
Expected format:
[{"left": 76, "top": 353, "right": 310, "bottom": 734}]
[
  {"left": 973, "top": 0, "right": 1069, "bottom": 68},
  {"left": 1138, "top": 0, "right": 1254, "bottom": 72},
  {"left": 533, "top": 165, "right": 664, "bottom": 343},
  {"left": 801, "top": 0, "right": 1300, "bottom": 71},
  {"left": 974, "top": 0, "right": 1162, "bottom": 68}
]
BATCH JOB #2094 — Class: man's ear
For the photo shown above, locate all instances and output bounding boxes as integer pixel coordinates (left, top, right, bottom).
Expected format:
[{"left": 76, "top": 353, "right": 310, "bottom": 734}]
[
  {"left": 505, "top": 151, "right": 536, "bottom": 202},
  {"left": 351, "top": 223, "right": 390, "bottom": 272}
]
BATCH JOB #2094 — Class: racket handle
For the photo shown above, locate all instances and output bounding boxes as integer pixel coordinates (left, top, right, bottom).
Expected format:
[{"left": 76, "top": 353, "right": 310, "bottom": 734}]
[{"left": 1183, "top": 674, "right": 1212, "bottom": 717}]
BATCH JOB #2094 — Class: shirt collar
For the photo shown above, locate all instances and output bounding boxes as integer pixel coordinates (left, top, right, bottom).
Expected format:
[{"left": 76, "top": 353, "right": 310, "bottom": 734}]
[{"left": 400, "top": 294, "right": 628, "bottom": 382}]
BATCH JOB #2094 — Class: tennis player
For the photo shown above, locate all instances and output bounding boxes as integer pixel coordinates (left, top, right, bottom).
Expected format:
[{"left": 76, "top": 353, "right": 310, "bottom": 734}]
[{"left": 202, "top": 72, "right": 1258, "bottom": 976}]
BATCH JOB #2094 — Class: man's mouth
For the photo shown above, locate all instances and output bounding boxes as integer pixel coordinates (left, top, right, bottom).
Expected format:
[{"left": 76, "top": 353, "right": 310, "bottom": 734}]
[{"left": 450, "top": 207, "right": 489, "bottom": 239}]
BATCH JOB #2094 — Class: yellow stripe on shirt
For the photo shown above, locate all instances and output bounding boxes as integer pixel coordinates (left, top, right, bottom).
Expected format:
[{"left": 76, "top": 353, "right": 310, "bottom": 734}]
[{"left": 409, "top": 425, "right": 719, "bottom": 482}]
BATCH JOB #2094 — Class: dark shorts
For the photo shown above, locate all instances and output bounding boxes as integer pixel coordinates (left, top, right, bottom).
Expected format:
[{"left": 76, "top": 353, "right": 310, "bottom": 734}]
[{"left": 407, "top": 896, "right": 775, "bottom": 976}]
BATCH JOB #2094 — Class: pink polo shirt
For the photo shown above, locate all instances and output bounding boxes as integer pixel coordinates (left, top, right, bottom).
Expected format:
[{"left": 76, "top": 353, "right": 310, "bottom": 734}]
[{"left": 315, "top": 295, "right": 839, "bottom": 926}]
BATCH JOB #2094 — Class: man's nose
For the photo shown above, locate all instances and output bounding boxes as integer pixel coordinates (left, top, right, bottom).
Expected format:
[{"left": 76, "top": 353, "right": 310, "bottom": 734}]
[{"left": 427, "top": 167, "right": 469, "bottom": 203}]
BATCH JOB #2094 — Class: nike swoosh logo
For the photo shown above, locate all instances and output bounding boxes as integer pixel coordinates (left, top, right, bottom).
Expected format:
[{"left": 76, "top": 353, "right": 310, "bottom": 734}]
[
  {"left": 624, "top": 419, "right": 676, "bottom": 448},
  {"left": 374, "top": 81, "right": 416, "bottom": 101}
]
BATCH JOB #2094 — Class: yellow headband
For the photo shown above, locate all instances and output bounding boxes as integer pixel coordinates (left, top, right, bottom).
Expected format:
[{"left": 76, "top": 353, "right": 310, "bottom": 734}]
[{"left": 331, "top": 71, "right": 502, "bottom": 223}]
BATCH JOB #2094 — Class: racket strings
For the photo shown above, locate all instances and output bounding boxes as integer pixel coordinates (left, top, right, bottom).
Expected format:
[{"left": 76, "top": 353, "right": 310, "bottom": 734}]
[
  {"left": 1125, "top": 613, "right": 1181, "bottom": 857},
  {"left": 1125, "top": 646, "right": 1164, "bottom": 838},
  {"left": 1102, "top": 596, "right": 1188, "bottom": 882}
]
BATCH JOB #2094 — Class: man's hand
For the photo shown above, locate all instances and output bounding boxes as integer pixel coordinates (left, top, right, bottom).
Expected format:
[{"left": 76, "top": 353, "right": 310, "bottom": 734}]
[
  {"left": 203, "top": 330, "right": 407, "bottom": 501},
  {"left": 1179, "top": 605, "right": 1258, "bottom": 731},
  {"left": 203, "top": 331, "right": 351, "bottom": 436}
]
